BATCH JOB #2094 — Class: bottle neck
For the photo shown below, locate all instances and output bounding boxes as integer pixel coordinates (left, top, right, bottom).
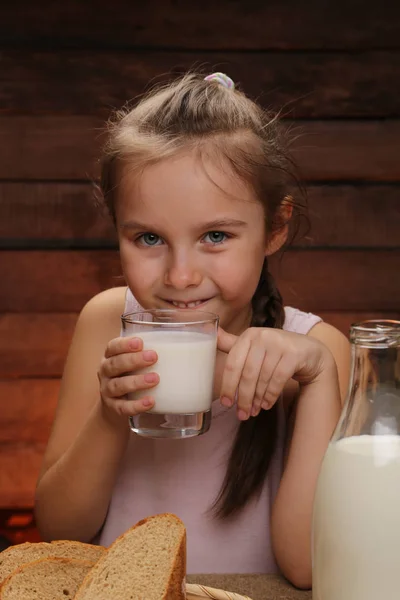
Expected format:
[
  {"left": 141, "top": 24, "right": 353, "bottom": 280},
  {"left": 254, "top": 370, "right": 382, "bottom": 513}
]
[
  {"left": 349, "top": 343, "right": 399, "bottom": 396},
  {"left": 334, "top": 321, "right": 400, "bottom": 440}
]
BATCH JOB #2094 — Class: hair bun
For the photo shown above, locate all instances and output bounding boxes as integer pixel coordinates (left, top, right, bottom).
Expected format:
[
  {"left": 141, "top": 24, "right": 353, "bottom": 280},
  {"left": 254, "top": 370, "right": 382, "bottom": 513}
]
[{"left": 204, "top": 72, "right": 235, "bottom": 90}]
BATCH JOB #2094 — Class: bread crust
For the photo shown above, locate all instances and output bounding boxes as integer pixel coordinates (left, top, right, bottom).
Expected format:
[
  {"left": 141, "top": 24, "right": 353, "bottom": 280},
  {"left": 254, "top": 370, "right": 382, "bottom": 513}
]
[
  {"left": 0, "top": 540, "right": 105, "bottom": 586},
  {"left": 166, "top": 536, "right": 186, "bottom": 600},
  {"left": 0, "top": 557, "right": 94, "bottom": 598}
]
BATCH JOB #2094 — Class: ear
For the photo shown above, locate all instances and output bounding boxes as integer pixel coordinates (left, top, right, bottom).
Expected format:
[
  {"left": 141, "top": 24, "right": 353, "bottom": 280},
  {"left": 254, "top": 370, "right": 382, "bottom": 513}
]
[{"left": 264, "top": 196, "right": 294, "bottom": 257}]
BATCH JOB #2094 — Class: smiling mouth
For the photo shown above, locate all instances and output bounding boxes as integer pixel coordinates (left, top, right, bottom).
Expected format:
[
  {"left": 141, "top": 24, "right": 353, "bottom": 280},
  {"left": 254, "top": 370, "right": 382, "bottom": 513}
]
[{"left": 164, "top": 299, "right": 211, "bottom": 309}]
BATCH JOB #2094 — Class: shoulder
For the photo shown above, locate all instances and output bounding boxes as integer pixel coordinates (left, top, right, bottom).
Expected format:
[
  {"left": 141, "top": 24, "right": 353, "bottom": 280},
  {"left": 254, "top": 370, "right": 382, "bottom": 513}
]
[
  {"left": 72, "top": 287, "right": 127, "bottom": 345},
  {"left": 306, "top": 320, "right": 349, "bottom": 348},
  {"left": 80, "top": 286, "right": 127, "bottom": 322},
  {"left": 307, "top": 320, "right": 350, "bottom": 362},
  {"left": 60, "top": 287, "right": 128, "bottom": 396},
  {"left": 307, "top": 321, "right": 351, "bottom": 403},
  {"left": 284, "top": 306, "right": 350, "bottom": 356}
]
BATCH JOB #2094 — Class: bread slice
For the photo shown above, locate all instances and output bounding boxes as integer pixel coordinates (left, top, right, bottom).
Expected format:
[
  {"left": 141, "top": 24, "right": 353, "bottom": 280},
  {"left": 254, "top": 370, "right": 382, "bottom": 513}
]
[
  {"left": 0, "top": 540, "right": 104, "bottom": 586},
  {"left": 0, "top": 557, "right": 94, "bottom": 599},
  {"left": 75, "top": 513, "right": 186, "bottom": 600}
]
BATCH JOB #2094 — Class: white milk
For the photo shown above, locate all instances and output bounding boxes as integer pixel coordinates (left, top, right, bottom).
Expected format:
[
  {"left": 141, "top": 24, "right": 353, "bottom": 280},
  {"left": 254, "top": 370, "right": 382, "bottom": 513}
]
[
  {"left": 312, "top": 435, "right": 400, "bottom": 600},
  {"left": 130, "top": 330, "right": 216, "bottom": 414}
]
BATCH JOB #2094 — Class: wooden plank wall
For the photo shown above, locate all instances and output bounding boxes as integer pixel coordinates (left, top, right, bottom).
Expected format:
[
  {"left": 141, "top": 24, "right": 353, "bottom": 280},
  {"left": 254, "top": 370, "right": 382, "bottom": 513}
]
[{"left": 1, "top": 0, "right": 400, "bottom": 509}]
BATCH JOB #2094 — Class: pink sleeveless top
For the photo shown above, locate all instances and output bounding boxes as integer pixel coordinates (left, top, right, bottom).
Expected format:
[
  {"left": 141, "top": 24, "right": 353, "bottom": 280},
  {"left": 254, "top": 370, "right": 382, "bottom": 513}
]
[{"left": 98, "top": 290, "right": 321, "bottom": 573}]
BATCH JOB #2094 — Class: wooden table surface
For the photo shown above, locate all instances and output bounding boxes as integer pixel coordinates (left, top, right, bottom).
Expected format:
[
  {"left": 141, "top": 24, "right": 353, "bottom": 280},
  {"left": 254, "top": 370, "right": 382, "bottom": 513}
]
[{"left": 186, "top": 574, "right": 311, "bottom": 600}]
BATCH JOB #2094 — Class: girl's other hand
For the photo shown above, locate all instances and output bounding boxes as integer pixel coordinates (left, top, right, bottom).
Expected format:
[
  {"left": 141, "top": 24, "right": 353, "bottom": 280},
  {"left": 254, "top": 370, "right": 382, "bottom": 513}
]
[
  {"left": 217, "top": 326, "right": 334, "bottom": 421},
  {"left": 97, "top": 336, "right": 159, "bottom": 421}
]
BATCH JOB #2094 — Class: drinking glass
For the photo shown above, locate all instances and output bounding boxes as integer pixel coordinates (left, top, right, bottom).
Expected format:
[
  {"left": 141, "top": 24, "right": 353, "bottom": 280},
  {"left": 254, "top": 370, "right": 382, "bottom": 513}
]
[{"left": 121, "top": 309, "right": 219, "bottom": 439}]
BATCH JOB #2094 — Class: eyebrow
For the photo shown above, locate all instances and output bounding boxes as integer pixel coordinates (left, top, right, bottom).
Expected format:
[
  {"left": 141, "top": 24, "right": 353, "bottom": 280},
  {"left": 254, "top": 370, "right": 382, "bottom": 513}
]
[
  {"left": 120, "top": 218, "right": 248, "bottom": 231},
  {"left": 200, "top": 219, "right": 248, "bottom": 230}
]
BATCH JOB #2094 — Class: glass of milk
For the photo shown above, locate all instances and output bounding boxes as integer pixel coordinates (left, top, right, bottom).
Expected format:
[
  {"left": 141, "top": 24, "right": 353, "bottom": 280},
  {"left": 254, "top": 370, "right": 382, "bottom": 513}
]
[
  {"left": 312, "top": 320, "right": 400, "bottom": 600},
  {"left": 121, "top": 309, "right": 218, "bottom": 439}
]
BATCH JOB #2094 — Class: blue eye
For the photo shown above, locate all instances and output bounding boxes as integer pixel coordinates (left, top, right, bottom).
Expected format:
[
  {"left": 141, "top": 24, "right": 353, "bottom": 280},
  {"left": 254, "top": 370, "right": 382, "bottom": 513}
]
[
  {"left": 138, "top": 233, "right": 162, "bottom": 246},
  {"left": 204, "top": 231, "right": 227, "bottom": 245}
]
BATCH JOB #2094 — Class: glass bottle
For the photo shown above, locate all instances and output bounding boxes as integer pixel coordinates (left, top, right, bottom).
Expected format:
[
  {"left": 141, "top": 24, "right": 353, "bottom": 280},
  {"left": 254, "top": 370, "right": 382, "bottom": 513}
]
[{"left": 312, "top": 320, "right": 400, "bottom": 600}]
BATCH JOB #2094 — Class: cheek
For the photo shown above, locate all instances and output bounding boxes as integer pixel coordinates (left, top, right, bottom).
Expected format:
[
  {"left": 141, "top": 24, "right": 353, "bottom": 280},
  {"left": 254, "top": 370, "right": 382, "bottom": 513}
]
[
  {"left": 215, "top": 258, "right": 263, "bottom": 302},
  {"left": 219, "top": 241, "right": 265, "bottom": 287},
  {"left": 119, "top": 244, "right": 157, "bottom": 289}
]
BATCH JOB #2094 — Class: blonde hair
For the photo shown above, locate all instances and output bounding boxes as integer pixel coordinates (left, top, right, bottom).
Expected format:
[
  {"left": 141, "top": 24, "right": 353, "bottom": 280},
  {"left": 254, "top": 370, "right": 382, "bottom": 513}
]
[{"left": 99, "top": 72, "right": 305, "bottom": 518}]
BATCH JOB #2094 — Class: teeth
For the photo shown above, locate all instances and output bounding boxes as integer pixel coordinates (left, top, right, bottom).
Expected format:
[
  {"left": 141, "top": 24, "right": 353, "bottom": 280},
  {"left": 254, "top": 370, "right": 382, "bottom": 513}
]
[{"left": 171, "top": 300, "right": 204, "bottom": 308}]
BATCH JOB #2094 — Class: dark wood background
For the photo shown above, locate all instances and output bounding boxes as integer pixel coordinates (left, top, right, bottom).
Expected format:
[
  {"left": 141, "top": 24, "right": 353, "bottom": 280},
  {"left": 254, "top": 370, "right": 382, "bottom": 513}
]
[{"left": 1, "top": 0, "right": 400, "bottom": 514}]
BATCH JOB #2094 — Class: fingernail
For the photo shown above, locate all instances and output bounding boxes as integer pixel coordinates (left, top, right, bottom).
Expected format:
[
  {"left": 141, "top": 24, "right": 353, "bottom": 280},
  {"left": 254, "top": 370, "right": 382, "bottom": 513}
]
[
  {"left": 238, "top": 409, "right": 249, "bottom": 421},
  {"left": 251, "top": 406, "right": 258, "bottom": 417},
  {"left": 220, "top": 396, "right": 233, "bottom": 407},
  {"left": 142, "top": 397, "right": 153, "bottom": 407},
  {"left": 129, "top": 338, "right": 140, "bottom": 350},
  {"left": 143, "top": 350, "right": 156, "bottom": 362},
  {"left": 144, "top": 373, "right": 158, "bottom": 383},
  {"left": 262, "top": 401, "right": 270, "bottom": 410}
]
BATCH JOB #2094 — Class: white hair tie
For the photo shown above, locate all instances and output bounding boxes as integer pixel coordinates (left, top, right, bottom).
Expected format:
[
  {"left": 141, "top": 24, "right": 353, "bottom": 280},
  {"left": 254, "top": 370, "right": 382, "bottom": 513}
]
[{"left": 204, "top": 72, "right": 235, "bottom": 90}]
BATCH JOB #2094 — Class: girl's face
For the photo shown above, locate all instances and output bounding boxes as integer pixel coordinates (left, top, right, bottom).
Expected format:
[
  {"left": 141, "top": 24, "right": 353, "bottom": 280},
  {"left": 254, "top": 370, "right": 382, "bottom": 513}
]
[{"left": 116, "top": 152, "right": 275, "bottom": 335}]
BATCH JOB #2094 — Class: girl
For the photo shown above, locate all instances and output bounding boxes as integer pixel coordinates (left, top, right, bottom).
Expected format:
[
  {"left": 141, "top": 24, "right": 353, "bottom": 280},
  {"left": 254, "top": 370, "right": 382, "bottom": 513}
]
[{"left": 35, "top": 72, "right": 350, "bottom": 588}]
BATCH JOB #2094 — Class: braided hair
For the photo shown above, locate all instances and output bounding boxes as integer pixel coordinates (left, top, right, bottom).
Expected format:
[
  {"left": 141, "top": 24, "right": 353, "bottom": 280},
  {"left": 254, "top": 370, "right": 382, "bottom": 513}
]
[{"left": 213, "top": 259, "right": 285, "bottom": 518}]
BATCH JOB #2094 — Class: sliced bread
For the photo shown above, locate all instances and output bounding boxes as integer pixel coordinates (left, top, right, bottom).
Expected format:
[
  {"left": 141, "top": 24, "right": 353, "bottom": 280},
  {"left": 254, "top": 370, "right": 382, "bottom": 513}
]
[
  {"left": 0, "top": 540, "right": 105, "bottom": 585},
  {"left": 75, "top": 513, "right": 186, "bottom": 600},
  {"left": 0, "top": 557, "right": 93, "bottom": 599}
]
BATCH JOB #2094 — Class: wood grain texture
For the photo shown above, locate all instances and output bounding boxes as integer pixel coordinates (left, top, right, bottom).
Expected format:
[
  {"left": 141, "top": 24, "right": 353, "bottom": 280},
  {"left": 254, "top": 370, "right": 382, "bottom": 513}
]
[
  {"left": 0, "top": 182, "right": 116, "bottom": 245},
  {"left": 0, "top": 447, "right": 46, "bottom": 507},
  {"left": 1, "top": 183, "right": 399, "bottom": 248},
  {"left": 1, "top": 117, "right": 400, "bottom": 181},
  {"left": 0, "top": 250, "right": 398, "bottom": 312},
  {"left": 0, "top": 313, "right": 78, "bottom": 377},
  {"left": 303, "top": 185, "right": 400, "bottom": 248},
  {"left": 0, "top": 250, "right": 122, "bottom": 312},
  {"left": 0, "top": 379, "right": 58, "bottom": 507},
  {"left": 290, "top": 121, "right": 400, "bottom": 182},
  {"left": 0, "top": 380, "right": 58, "bottom": 444},
  {"left": 274, "top": 249, "right": 400, "bottom": 312},
  {"left": 0, "top": 116, "right": 102, "bottom": 180},
  {"left": 1, "top": 0, "right": 399, "bottom": 50},
  {"left": 2, "top": 50, "right": 400, "bottom": 118},
  {"left": 318, "top": 312, "right": 400, "bottom": 336}
]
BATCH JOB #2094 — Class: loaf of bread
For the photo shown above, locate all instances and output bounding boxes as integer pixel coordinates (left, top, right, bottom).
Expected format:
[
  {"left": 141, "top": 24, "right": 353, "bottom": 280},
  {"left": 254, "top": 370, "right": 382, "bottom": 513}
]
[
  {"left": 0, "top": 557, "right": 94, "bottom": 599},
  {"left": 75, "top": 513, "right": 186, "bottom": 600},
  {"left": 0, "top": 540, "right": 105, "bottom": 586}
]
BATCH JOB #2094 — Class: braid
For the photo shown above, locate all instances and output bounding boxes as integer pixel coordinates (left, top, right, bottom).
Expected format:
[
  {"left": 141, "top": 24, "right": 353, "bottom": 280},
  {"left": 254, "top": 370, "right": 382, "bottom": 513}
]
[
  {"left": 251, "top": 258, "right": 285, "bottom": 329},
  {"left": 214, "top": 260, "right": 285, "bottom": 518}
]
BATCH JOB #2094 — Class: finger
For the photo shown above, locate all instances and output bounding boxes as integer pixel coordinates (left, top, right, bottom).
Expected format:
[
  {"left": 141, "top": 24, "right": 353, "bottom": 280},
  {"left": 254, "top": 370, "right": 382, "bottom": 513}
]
[
  {"left": 104, "top": 336, "right": 143, "bottom": 359},
  {"left": 262, "top": 355, "right": 297, "bottom": 409},
  {"left": 102, "top": 349, "right": 158, "bottom": 378},
  {"left": 220, "top": 335, "right": 251, "bottom": 407},
  {"left": 236, "top": 340, "right": 266, "bottom": 420},
  {"left": 252, "top": 351, "right": 282, "bottom": 416},
  {"left": 104, "top": 372, "right": 159, "bottom": 399},
  {"left": 112, "top": 395, "right": 155, "bottom": 417},
  {"left": 217, "top": 327, "right": 238, "bottom": 354}
]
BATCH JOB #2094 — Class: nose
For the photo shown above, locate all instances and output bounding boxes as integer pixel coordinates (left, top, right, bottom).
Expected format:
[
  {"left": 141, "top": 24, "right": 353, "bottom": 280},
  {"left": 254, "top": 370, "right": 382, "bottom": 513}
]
[{"left": 164, "top": 250, "right": 202, "bottom": 290}]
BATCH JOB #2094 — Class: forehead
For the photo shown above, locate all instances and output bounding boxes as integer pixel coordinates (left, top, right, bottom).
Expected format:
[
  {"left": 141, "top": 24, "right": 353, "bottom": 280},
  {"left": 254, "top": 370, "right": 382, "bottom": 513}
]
[{"left": 116, "top": 151, "right": 263, "bottom": 223}]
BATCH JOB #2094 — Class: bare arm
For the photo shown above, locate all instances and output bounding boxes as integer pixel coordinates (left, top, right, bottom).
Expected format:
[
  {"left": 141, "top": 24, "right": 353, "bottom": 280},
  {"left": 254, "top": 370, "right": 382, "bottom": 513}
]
[
  {"left": 35, "top": 287, "right": 157, "bottom": 542},
  {"left": 271, "top": 323, "right": 351, "bottom": 589},
  {"left": 35, "top": 289, "right": 127, "bottom": 541}
]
